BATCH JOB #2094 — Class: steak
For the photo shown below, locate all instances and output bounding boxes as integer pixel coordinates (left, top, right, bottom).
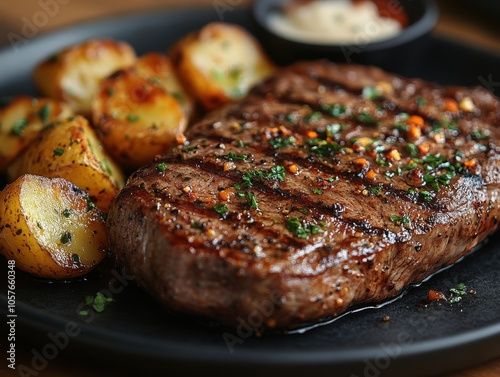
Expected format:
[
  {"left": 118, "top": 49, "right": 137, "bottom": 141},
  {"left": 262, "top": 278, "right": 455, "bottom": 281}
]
[{"left": 107, "top": 61, "right": 500, "bottom": 330}]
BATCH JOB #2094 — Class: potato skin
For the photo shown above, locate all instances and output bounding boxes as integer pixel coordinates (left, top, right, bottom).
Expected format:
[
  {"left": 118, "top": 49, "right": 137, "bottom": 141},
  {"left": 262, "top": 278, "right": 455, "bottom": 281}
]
[
  {"left": 0, "top": 174, "right": 107, "bottom": 279},
  {"left": 33, "top": 39, "right": 136, "bottom": 115},
  {"left": 92, "top": 63, "right": 187, "bottom": 170},
  {"left": 0, "top": 96, "right": 72, "bottom": 172},
  {"left": 170, "top": 22, "right": 277, "bottom": 110},
  {"left": 7, "top": 116, "right": 124, "bottom": 212}
]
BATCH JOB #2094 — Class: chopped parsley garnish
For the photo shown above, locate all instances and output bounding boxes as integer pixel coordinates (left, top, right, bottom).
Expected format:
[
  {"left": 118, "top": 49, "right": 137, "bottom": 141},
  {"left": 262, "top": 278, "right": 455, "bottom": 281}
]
[
  {"left": 38, "top": 104, "right": 51, "bottom": 123},
  {"left": 307, "top": 139, "right": 341, "bottom": 157},
  {"left": 236, "top": 139, "right": 245, "bottom": 148},
  {"left": 353, "top": 112, "right": 379, "bottom": 125},
  {"left": 53, "top": 147, "right": 64, "bottom": 156},
  {"left": 286, "top": 217, "right": 324, "bottom": 239},
  {"left": 11, "top": 118, "right": 28, "bottom": 136},
  {"left": 389, "top": 215, "right": 410, "bottom": 226},
  {"left": 420, "top": 190, "right": 434, "bottom": 203},
  {"left": 416, "top": 96, "right": 427, "bottom": 107},
  {"left": 126, "top": 114, "right": 139, "bottom": 122},
  {"left": 322, "top": 103, "right": 346, "bottom": 118},
  {"left": 246, "top": 191, "right": 259, "bottom": 210},
  {"left": 156, "top": 163, "right": 167, "bottom": 172},
  {"left": 311, "top": 188, "right": 323, "bottom": 195},
  {"left": 326, "top": 123, "right": 342, "bottom": 137},
  {"left": 268, "top": 136, "right": 296, "bottom": 149},
  {"left": 86, "top": 197, "right": 96, "bottom": 212},
  {"left": 449, "top": 283, "right": 468, "bottom": 304},
  {"left": 303, "top": 111, "right": 322, "bottom": 122},
  {"left": 225, "top": 152, "right": 251, "bottom": 161},
  {"left": 407, "top": 143, "right": 419, "bottom": 157},
  {"left": 172, "top": 92, "right": 184, "bottom": 103},
  {"left": 80, "top": 292, "right": 115, "bottom": 314},
  {"left": 240, "top": 166, "right": 286, "bottom": 187},
  {"left": 72, "top": 254, "right": 80, "bottom": 263},
  {"left": 369, "top": 185, "right": 383, "bottom": 195},
  {"left": 470, "top": 129, "right": 489, "bottom": 141},
  {"left": 375, "top": 156, "right": 390, "bottom": 167},
  {"left": 362, "top": 86, "right": 382, "bottom": 100},
  {"left": 214, "top": 203, "right": 228, "bottom": 218},
  {"left": 62, "top": 209, "right": 72, "bottom": 218},
  {"left": 107, "top": 87, "right": 115, "bottom": 96},
  {"left": 60, "top": 232, "right": 72, "bottom": 244}
]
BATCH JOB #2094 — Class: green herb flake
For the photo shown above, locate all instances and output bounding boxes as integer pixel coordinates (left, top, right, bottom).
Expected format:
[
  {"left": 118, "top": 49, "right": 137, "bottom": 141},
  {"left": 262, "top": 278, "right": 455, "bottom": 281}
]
[
  {"left": 79, "top": 310, "right": 89, "bottom": 316},
  {"left": 156, "top": 163, "right": 167, "bottom": 172},
  {"left": 38, "top": 104, "right": 51, "bottom": 123},
  {"left": 362, "top": 86, "right": 382, "bottom": 100},
  {"left": 11, "top": 118, "right": 28, "bottom": 136},
  {"left": 369, "top": 185, "right": 383, "bottom": 195},
  {"left": 60, "top": 232, "right": 72, "bottom": 244},
  {"left": 286, "top": 217, "right": 324, "bottom": 239},
  {"left": 449, "top": 283, "right": 468, "bottom": 304},
  {"left": 214, "top": 203, "right": 228, "bottom": 218},
  {"left": 107, "top": 87, "right": 115, "bottom": 96},
  {"left": 81, "top": 292, "right": 115, "bottom": 313},
  {"left": 86, "top": 197, "right": 96, "bottom": 212},
  {"left": 53, "top": 147, "right": 65, "bottom": 156},
  {"left": 311, "top": 188, "right": 323, "bottom": 195},
  {"left": 322, "top": 103, "right": 346, "bottom": 118},
  {"left": 246, "top": 191, "right": 259, "bottom": 210},
  {"left": 354, "top": 112, "right": 379, "bottom": 125},
  {"left": 126, "top": 114, "right": 139, "bottom": 122},
  {"left": 269, "top": 136, "right": 296, "bottom": 149},
  {"left": 304, "top": 111, "right": 322, "bottom": 122},
  {"left": 62, "top": 209, "right": 72, "bottom": 218},
  {"left": 172, "top": 92, "right": 184, "bottom": 103},
  {"left": 416, "top": 96, "right": 427, "bottom": 107},
  {"left": 236, "top": 139, "right": 245, "bottom": 148},
  {"left": 470, "top": 129, "right": 489, "bottom": 141},
  {"left": 389, "top": 215, "right": 410, "bottom": 226},
  {"left": 72, "top": 254, "right": 80, "bottom": 263},
  {"left": 225, "top": 152, "right": 251, "bottom": 161},
  {"left": 407, "top": 143, "right": 419, "bottom": 158},
  {"left": 307, "top": 139, "right": 341, "bottom": 157},
  {"left": 326, "top": 123, "right": 342, "bottom": 137}
]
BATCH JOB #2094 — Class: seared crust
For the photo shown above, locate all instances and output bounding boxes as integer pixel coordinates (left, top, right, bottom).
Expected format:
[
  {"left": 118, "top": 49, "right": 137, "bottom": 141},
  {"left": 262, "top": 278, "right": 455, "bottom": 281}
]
[{"left": 107, "top": 61, "right": 500, "bottom": 329}]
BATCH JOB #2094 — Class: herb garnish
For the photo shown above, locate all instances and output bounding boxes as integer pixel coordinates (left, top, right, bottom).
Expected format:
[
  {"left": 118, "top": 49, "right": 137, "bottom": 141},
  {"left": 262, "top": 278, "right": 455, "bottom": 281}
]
[
  {"left": 268, "top": 136, "right": 296, "bottom": 149},
  {"left": 322, "top": 103, "right": 346, "bottom": 118},
  {"left": 449, "top": 283, "right": 468, "bottom": 304},
  {"left": 38, "top": 104, "right": 51, "bottom": 123},
  {"left": 214, "top": 203, "right": 228, "bottom": 218},
  {"left": 389, "top": 215, "right": 410, "bottom": 226},
  {"left": 156, "top": 163, "right": 167, "bottom": 172},
  {"left": 60, "top": 232, "right": 72, "bottom": 244},
  {"left": 362, "top": 86, "right": 382, "bottom": 100},
  {"left": 225, "top": 152, "right": 251, "bottom": 161},
  {"left": 286, "top": 217, "right": 324, "bottom": 239},
  {"left": 11, "top": 119, "right": 28, "bottom": 136},
  {"left": 311, "top": 188, "right": 323, "bottom": 195},
  {"left": 53, "top": 147, "right": 64, "bottom": 156},
  {"left": 307, "top": 139, "right": 341, "bottom": 157},
  {"left": 79, "top": 292, "right": 115, "bottom": 315}
]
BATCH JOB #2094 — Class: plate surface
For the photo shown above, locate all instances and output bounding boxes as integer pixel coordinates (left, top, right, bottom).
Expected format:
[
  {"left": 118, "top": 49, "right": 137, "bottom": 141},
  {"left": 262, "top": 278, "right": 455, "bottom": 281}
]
[{"left": 1, "top": 7, "right": 500, "bottom": 377}]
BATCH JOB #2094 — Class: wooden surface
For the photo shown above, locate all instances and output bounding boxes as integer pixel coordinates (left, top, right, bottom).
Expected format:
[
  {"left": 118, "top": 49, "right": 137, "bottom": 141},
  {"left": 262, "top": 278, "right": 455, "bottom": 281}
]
[{"left": 1, "top": 1, "right": 500, "bottom": 376}]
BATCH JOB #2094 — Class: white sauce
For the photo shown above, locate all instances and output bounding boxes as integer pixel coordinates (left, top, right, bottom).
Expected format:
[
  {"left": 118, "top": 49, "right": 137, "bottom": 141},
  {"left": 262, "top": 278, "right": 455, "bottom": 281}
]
[{"left": 268, "top": 0, "right": 402, "bottom": 45}]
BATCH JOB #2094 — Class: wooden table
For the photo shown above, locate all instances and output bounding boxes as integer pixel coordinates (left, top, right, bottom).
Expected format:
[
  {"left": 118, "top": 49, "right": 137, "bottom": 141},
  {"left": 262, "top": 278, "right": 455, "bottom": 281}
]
[{"left": 1, "top": 1, "right": 499, "bottom": 376}]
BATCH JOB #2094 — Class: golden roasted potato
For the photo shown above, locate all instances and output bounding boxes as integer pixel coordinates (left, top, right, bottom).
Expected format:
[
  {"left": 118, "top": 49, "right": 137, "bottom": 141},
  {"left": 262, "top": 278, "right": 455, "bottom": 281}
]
[
  {"left": 92, "top": 65, "right": 187, "bottom": 170},
  {"left": 34, "top": 39, "right": 136, "bottom": 115},
  {"left": 7, "top": 116, "right": 124, "bottom": 212},
  {"left": 170, "top": 22, "right": 277, "bottom": 110},
  {"left": 134, "top": 53, "right": 194, "bottom": 119},
  {"left": 0, "top": 96, "right": 72, "bottom": 172},
  {"left": 0, "top": 174, "right": 107, "bottom": 279}
]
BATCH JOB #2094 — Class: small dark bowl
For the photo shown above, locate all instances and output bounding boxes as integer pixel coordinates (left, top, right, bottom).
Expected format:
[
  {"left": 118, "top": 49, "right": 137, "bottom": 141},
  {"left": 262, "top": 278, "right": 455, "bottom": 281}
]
[{"left": 252, "top": 0, "right": 439, "bottom": 68}]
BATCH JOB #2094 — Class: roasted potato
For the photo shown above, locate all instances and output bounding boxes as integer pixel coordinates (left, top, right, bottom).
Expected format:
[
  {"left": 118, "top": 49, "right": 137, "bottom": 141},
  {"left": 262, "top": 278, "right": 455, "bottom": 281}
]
[
  {"left": 0, "top": 96, "right": 72, "bottom": 172},
  {"left": 134, "top": 53, "right": 194, "bottom": 119},
  {"left": 34, "top": 39, "right": 136, "bottom": 115},
  {"left": 7, "top": 116, "right": 124, "bottom": 212},
  {"left": 92, "top": 63, "right": 187, "bottom": 170},
  {"left": 0, "top": 174, "right": 107, "bottom": 279},
  {"left": 170, "top": 22, "right": 277, "bottom": 110}
]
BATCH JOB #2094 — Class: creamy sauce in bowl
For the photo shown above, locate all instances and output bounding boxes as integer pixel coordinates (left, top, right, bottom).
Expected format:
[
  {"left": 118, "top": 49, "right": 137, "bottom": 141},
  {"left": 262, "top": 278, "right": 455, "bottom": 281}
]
[{"left": 268, "top": 0, "right": 405, "bottom": 45}]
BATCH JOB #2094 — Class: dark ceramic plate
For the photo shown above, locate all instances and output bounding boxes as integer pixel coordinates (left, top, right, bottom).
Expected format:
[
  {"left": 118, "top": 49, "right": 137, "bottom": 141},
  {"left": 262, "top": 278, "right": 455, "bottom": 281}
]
[{"left": 1, "top": 7, "right": 500, "bottom": 377}]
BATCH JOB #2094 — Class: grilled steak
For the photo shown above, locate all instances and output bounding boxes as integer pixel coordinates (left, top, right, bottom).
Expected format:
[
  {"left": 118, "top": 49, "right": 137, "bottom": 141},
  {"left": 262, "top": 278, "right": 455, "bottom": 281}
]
[{"left": 107, "top": 61, "right": 500, "bottom": 330}]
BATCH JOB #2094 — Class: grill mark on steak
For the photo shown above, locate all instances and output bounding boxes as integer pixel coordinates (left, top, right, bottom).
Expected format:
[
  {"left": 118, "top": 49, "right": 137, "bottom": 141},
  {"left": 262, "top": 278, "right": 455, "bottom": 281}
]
[{"left": 108, "top": 61, "right": 500, "bottom": 330}]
